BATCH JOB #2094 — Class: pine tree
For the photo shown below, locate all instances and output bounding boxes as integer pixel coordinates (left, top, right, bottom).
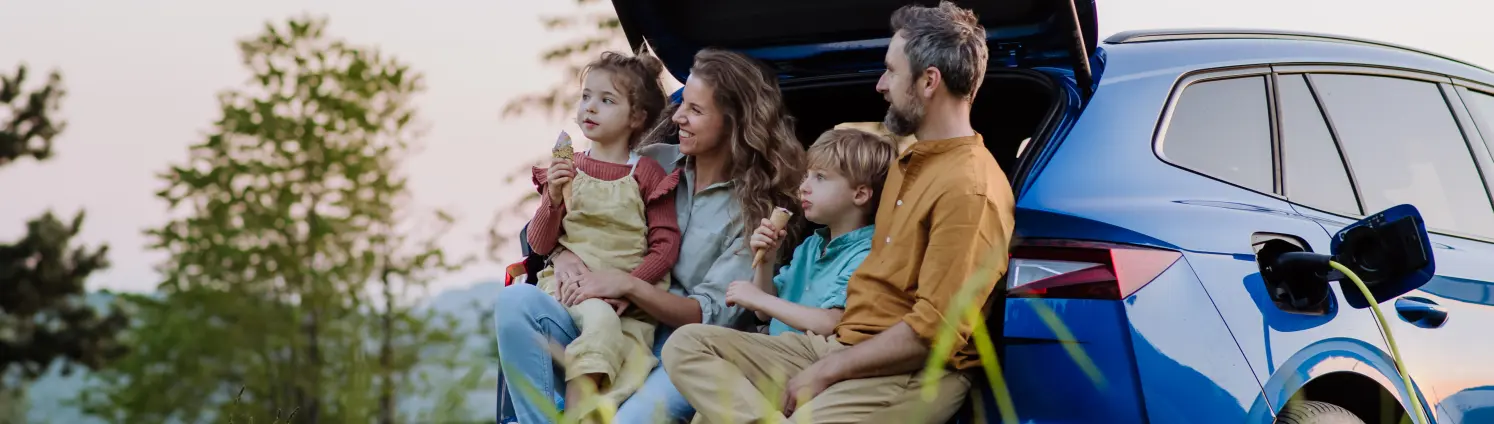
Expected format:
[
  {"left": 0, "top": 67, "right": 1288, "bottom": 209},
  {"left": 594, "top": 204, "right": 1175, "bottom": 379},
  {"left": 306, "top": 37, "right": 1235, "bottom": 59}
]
[{"left": 0, "top": 63, "right": 126, "bottom": 418}]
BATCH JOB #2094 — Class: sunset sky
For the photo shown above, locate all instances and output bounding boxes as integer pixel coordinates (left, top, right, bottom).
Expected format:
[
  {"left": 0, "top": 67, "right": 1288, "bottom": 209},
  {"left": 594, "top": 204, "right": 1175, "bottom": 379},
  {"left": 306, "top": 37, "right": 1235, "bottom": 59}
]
[{"left": 3, "top": 0, "right": 1490, "bottom": 295}]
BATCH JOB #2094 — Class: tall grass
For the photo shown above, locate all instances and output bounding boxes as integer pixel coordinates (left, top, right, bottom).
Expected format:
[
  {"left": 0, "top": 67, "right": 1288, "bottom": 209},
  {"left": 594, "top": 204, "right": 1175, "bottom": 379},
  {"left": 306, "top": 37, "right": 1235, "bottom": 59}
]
[{"left": 496, "top": 250, "right": 1100, "bottom": 424}]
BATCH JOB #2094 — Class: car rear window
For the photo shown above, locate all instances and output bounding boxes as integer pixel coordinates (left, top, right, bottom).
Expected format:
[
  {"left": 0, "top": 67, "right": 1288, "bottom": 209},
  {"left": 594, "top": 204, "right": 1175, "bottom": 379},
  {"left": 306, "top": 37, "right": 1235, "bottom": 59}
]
[{"left": 1161, "top": 76, "right": 1274, "bottom": 193}]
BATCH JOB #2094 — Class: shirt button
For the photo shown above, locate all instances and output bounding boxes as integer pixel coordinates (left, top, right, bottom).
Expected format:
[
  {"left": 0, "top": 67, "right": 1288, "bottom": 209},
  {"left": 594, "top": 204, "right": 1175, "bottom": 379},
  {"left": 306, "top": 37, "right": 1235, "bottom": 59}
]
[
  {"left": 896, "top": 200, "right": 903, "bottom": 206},
  {"left": 885, "top": 237, "right": 892, "bottom": 243}
]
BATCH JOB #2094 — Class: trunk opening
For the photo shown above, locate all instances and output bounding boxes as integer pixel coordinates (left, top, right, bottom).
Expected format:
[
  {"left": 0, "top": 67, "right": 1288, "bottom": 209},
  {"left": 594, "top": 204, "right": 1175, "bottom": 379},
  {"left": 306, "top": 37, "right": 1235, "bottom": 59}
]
[{"left": 781, "top": 69, "right": 1065, "bottom": 180}]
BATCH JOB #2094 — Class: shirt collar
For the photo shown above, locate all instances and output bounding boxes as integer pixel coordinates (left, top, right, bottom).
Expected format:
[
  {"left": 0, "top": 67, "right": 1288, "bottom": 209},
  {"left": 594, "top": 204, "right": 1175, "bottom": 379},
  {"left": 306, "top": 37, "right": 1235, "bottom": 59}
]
[
  {"left": 898, "top": 133, "right": 983, "bottom": 161},
  {"left": 815, "top": 225, "right": 876, "bottom": 248},
  {"left": 682, "top": 155, "right": 733, "bottom": 193}
]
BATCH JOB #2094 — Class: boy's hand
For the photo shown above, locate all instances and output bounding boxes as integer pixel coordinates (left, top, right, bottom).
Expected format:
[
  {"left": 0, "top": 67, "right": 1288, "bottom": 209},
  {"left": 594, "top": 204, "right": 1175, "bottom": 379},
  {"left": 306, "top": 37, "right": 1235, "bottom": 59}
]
[
  {"left": 748, "top": 218, "right": 788, "bottom": 255},
  {"left": 725, "top": 280, "right": 769, "bottom": 310},
  {"left": 545, "top": 159, "right": 574, "bottom": 204}
]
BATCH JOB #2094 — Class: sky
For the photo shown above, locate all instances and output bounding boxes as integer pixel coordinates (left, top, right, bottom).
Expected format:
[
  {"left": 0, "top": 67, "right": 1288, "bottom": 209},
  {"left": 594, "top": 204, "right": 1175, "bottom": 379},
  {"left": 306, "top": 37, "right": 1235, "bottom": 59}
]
[{"left": 2, "top": 0, "right": 1490, "bottom": 295}]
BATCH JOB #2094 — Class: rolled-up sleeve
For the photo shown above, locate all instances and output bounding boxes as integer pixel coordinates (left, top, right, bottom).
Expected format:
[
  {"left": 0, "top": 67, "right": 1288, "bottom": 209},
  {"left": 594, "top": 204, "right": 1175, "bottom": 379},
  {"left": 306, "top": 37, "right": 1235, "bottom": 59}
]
[
  {"left": 687, "top": 234, "right": 754, "bottom": 328},
  {"left": 901, "top": 192, "right": 1010, "bottom": 361}
]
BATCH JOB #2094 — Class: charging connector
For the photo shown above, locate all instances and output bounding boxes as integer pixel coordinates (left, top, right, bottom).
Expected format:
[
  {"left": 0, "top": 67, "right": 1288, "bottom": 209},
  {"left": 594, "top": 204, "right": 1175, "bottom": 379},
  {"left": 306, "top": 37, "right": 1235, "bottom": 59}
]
[{"left": 1272, "top": 254, "right": 1429, "bottom": 423}]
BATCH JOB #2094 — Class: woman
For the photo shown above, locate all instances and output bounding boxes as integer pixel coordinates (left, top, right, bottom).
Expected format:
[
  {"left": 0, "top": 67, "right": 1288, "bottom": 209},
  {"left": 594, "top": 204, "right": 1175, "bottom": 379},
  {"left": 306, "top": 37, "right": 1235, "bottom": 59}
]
[{"left": 496, "top": 48, "right": 806, "bottom": 423}]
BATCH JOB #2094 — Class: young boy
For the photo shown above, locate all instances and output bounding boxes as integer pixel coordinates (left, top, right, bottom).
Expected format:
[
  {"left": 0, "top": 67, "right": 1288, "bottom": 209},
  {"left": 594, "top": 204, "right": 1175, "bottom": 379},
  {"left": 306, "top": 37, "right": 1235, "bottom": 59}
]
[{"left": 725, "top": 128, "right": 897, "bottom": 336}]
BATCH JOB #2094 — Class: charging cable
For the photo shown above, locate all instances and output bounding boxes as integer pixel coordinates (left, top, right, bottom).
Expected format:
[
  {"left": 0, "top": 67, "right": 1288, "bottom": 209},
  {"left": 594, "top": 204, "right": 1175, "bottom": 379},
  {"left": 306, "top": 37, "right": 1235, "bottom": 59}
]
[{"left": 1327, "top": 260, "right": 1430, "bottom": 424}]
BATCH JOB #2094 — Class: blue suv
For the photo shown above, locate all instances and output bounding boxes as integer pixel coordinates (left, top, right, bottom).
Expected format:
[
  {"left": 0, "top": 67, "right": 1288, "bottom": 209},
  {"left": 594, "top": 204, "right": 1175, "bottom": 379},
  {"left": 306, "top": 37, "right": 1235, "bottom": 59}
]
[{"left": 599, "top": 0, "right": 1494, "bottom": 422}]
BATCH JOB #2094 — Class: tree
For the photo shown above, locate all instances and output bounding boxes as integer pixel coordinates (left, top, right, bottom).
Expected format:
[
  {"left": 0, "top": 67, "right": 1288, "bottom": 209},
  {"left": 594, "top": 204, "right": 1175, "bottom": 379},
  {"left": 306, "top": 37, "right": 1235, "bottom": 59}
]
[
  {"left": 0, "top": 63, "right": 126, "bottom": 415},
  {"left": 79, "top": 16, "right": 475, "bottom": 423}
]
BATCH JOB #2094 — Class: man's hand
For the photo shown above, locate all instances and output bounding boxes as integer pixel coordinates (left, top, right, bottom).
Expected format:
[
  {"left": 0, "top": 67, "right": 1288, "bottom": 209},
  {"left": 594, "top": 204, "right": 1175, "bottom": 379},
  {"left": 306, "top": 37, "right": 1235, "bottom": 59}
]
[
  {"left": 782, "top": 360, "right": 837, "bottom": 417},
  {"left": 724, "top": 280, "right": 769, "bottom": 309}
]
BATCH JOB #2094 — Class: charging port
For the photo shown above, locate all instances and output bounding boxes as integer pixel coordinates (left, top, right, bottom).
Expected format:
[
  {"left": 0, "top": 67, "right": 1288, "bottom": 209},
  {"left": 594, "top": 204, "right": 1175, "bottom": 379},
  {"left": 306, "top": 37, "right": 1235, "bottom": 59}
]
[{"left": 1253, "top": 233, "right": 1331, "bottom": 315}]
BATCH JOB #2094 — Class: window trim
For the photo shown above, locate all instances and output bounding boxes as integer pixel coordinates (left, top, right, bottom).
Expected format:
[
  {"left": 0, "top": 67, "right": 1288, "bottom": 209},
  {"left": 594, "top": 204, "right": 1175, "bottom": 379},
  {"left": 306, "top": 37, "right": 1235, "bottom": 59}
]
[
  {"left": 1442, "top": 84, "right": 1494, "bottom": 225},
  {"left": 1276, "top": 72, "right": 1366, "bottom": 216},
  {"left": 1153, "top": 66, "right": 1280, "bottom": 197},
  {"left": 1271, "top": 64, "right": 1453, "bottom": 84},
  {"left": 1289, "top": 68, "right": 1494, "bottom": 242},
  {"left": 1452, "top": 85, "right": 1494, "bottom": 171},
  {"left": 1266, "top": 73, "right": 1285, "bottom": 195}
]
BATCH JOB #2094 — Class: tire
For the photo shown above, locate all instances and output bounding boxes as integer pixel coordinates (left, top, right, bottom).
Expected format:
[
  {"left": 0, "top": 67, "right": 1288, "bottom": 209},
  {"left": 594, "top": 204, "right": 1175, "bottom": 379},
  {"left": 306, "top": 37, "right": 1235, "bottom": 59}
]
[{"left": 1276, "top": 401, "right": 1365, "bottom": 424}]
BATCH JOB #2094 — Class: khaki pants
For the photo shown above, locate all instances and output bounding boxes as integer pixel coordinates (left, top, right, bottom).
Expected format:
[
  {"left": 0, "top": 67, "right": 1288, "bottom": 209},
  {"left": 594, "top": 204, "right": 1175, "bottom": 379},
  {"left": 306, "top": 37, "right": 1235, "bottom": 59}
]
[{"left": 662, "top": 324, "right": 969, "bottom": 424}]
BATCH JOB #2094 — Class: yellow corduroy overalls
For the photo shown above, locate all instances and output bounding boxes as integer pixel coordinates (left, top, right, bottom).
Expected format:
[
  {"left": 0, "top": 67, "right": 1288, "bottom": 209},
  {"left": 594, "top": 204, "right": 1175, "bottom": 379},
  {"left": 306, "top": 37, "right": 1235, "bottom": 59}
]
[{"left": 536, "top": 152, "right": 670, "bottom": 413}]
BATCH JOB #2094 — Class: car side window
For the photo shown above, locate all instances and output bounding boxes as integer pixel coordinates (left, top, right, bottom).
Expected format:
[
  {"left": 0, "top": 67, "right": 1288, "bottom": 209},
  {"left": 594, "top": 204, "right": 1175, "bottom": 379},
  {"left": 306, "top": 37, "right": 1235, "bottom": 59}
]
[
  {"left": 1278, "top": 74, "right": 1360, "bottom": 215},
  {"left": 1311, "top": 74, "right": 1494, "bottom": 237},
  {"left": 1460, "top": 88, "right": 1494, "bottom": 156},
  {"left": 1162, "top": 76, "right": 1274, "bottom": 193}
]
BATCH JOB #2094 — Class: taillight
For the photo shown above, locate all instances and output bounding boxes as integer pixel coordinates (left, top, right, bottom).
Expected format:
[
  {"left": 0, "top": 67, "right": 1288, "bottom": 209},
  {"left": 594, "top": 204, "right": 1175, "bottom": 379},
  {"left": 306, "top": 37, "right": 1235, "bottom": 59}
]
[{"left": 1006, "top": 240, "right": 1181, "bottom": 300}]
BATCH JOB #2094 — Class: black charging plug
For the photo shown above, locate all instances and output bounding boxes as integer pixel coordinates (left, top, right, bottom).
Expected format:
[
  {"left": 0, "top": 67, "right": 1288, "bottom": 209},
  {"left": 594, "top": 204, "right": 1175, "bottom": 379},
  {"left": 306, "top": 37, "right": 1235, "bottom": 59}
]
[{"left": 1274, "top": 251, "right": 1333, "bottom": 274}]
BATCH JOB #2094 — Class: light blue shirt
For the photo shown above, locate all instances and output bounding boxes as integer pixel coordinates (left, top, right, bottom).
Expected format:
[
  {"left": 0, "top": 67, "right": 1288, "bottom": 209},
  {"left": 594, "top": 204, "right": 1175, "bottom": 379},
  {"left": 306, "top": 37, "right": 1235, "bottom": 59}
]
[
  {"left": 639, "top": 144, "right": 755, "bottom": 330},
  {"left": 768, "top": 225, "right": 875, "bottom": 336}
]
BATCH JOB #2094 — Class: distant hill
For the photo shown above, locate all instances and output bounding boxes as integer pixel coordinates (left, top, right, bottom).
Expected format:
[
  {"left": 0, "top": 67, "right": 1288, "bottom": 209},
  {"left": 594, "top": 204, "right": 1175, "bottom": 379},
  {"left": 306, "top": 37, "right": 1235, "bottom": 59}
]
[{"left": 23, "top": 282, "right": 505, "bottom": 424}]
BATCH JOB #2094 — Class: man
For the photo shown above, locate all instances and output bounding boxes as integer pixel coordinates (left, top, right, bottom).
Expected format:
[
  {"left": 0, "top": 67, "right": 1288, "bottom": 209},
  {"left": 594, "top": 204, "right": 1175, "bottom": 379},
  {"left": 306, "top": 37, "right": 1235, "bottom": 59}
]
[{"left": 661, "top": 2, "right": 1015, "bottom": 423}]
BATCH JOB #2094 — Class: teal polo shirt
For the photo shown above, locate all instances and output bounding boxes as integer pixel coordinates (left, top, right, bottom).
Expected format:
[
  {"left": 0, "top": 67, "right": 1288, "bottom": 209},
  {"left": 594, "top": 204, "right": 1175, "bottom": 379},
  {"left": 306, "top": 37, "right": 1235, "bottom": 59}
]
[{"left": 768, "top": 225, "right": 875, "bottom": 336}]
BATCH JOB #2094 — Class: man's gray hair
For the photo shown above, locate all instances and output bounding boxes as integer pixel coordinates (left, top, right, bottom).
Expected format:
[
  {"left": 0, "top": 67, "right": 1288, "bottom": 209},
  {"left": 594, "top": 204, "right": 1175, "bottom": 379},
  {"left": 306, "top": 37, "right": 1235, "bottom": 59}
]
[{"left": 890, "top": 1, "right": 989, "bottom": 100}]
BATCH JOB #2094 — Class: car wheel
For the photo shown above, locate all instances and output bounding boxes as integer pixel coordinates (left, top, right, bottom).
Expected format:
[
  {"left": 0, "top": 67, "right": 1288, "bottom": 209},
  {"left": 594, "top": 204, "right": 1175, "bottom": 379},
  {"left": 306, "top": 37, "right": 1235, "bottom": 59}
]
[{"left": 1276, "top": 401, "right": 1365, "bottom": 424}]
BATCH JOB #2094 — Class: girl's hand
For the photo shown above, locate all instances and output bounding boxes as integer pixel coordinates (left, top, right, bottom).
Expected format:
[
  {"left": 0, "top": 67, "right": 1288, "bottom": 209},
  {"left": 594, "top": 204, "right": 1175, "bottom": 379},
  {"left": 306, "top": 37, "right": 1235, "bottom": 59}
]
[
  {"left": 546, "top": 159, "right": 574, "bottom": 204},
  {"left": 748, "top": 218, "right": 788, "bottom": 255},
  {"left": 603, "top": 298, "right": 632, "bottom": 316}
]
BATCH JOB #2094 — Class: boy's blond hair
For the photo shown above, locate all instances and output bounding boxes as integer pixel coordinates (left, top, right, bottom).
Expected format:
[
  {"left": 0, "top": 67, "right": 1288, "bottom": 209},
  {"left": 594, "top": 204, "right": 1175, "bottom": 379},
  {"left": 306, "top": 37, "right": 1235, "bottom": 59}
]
[{"left": 808, "top": 129, "right": 898, "bottom": 218}]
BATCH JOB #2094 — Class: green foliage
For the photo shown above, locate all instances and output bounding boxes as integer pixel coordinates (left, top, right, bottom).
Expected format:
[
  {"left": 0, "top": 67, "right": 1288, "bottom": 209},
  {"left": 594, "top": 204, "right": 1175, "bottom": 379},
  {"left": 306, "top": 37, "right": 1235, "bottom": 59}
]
[
  {"left": 0, "top": 63, "right": 126, "bottom": 396},
  {"left": 78, "top": 15, "right": 477, "bottom": 423},
  {"left": 0, "top": 64, "right": 66, "bottom": 166}
]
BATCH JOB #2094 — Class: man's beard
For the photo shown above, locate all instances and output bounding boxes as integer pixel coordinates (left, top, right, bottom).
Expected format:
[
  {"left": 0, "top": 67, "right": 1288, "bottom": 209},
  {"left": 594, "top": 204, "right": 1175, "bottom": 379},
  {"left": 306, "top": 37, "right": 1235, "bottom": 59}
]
[{"left": 882, "top": 92, "right": 924, "bottom": 137}]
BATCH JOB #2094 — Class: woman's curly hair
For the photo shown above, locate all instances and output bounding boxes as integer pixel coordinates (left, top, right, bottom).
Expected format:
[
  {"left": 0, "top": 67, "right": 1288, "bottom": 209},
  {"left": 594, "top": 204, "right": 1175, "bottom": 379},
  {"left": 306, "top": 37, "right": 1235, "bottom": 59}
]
[{"left": 642, "top": 48, "right": 807, "bottom": 257}]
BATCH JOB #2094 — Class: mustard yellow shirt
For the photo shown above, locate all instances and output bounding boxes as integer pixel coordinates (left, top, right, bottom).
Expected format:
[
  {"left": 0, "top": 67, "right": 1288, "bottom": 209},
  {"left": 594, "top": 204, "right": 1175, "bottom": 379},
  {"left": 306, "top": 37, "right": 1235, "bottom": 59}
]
[{"left": 834, "top": 134, "right": 1016, "bottom": 370}]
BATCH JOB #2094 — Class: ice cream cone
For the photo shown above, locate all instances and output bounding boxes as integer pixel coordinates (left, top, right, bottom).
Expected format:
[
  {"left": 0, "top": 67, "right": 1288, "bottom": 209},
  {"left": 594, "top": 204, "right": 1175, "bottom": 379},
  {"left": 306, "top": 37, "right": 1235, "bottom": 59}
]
[
  {"left": 752, "top": 207, "right": 793, "bottom": 269},
  {"left": 552, "top": 131, "right": 575, "bottom": 204}
]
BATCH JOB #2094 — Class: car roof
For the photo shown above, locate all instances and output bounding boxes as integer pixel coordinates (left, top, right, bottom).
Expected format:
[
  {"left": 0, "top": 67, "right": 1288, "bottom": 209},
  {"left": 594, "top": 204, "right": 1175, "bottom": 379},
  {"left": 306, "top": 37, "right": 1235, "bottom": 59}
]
[{"left": 1095, "top": 28, "right": 1494, "bottom": 87}]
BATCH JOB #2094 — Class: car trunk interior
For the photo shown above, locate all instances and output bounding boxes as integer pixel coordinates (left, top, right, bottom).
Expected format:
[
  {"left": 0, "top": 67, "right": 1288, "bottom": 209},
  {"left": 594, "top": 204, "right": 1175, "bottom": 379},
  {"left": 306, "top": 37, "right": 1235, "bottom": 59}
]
[{"left": 781, "top": 69, "right": 1063, "bottom": 180}]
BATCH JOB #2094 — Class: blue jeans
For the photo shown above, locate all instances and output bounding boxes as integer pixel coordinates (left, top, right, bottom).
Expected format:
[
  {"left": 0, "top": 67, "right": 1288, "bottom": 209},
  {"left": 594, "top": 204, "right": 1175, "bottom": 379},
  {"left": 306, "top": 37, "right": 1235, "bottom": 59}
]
[{"left": 496, "top": 284, "right": 695, "bottom": 423}]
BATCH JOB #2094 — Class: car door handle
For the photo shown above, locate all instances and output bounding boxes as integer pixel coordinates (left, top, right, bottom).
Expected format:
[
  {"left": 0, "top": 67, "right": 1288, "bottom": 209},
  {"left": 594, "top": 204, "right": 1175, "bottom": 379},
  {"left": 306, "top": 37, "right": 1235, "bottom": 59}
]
[{"left": 1394, "top": 297, "right": 1448, "bottom": 328}]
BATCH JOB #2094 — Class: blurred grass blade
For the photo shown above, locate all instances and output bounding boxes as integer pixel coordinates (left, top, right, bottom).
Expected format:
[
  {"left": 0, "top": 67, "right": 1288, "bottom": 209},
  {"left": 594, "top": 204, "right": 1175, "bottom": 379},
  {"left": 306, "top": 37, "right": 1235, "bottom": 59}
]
[
  {"left": 500, "top": 358, "right": 563, "bottom": 423},
  {"left": 1028, "top": 301, "right": 1106, "bottom": 389},
  {"left": 967, "top": 305, "right": 1018, "bottom": 424}
]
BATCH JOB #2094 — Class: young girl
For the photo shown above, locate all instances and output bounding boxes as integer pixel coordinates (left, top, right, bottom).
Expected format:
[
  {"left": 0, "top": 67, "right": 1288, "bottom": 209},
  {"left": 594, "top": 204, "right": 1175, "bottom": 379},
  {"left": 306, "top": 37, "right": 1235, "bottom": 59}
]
[{"left": 523, "top": 51, "right": 678, "bottom": 420}]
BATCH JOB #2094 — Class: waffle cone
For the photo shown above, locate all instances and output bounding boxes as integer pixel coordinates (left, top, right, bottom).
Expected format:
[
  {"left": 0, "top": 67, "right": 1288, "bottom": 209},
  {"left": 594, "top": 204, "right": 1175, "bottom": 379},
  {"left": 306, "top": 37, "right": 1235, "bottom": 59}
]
[{"left": 752, "top": 207, "right": 794, "bottom": 269}]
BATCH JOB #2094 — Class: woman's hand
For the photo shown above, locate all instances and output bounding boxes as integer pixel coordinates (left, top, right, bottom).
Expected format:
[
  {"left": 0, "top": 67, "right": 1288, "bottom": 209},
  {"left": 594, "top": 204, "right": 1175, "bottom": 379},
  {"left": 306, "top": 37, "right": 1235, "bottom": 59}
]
[
  {"left": 545, "top": 159, "right": 574, "bottom": 204},
  {"left": 566, "top": 270, "right": 641, "bottom": 306},
  {"left": 551, "top": 249, "right": 590, "bottom": 302},
  {"left": 552, "top": 249, "right": 590, "bottom": 284}
]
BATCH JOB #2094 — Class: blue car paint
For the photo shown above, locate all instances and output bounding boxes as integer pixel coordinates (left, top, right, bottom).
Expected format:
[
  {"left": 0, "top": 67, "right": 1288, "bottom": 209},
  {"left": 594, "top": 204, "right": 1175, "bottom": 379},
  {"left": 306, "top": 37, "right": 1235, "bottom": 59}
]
[
  {"left": 991, "top": 35, "right": 1494, "bottom": 423},
  {"left": 633, "top": 10, "right": 1494, "bottom": 419}
]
